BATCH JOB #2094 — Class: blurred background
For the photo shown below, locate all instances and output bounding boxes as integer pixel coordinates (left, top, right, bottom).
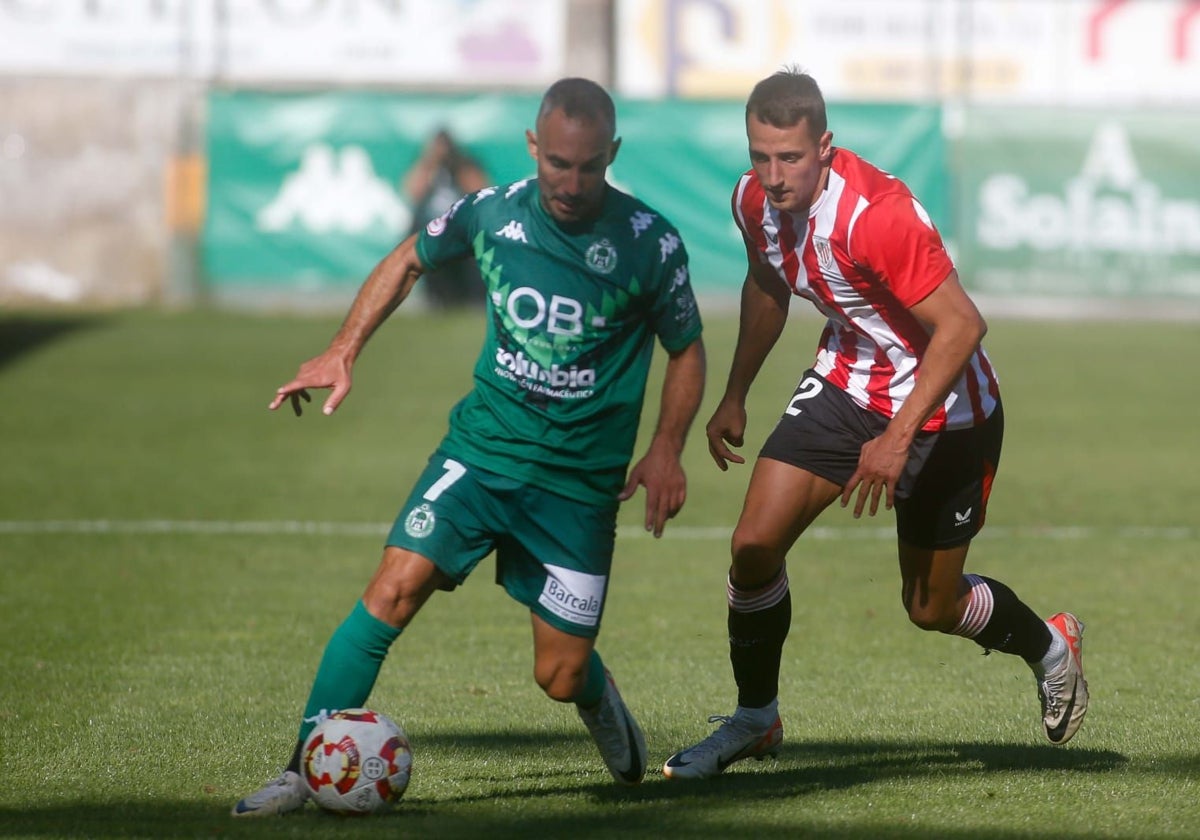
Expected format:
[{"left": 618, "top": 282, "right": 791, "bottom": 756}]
[{"left": 1, "top": 0, "right": 1198, "bottom": 316}]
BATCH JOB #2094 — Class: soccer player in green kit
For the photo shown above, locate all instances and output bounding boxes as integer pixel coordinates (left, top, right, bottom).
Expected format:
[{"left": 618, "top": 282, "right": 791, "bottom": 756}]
[{"left": 233, "top": 78, "right": 706, "bottom": 816}]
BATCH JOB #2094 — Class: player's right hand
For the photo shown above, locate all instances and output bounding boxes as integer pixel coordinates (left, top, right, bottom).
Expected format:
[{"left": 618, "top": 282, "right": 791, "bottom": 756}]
[
  {"left": 268, "top": 353, "right": 353, "bottom": 417},
  {"left": 705, "top": 399, "right": 747, "bottom": 471}
]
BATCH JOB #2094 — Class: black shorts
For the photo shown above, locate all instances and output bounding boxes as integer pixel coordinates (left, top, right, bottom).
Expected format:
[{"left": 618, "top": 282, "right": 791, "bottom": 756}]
[{"left": 760, "top": 370, "right": 1004, "bottom": 549}]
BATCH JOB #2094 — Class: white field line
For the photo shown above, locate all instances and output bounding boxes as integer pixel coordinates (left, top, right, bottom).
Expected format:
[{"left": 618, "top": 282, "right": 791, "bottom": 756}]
[{"left": 0, "top": 519, "right": 1193, "bottom": 541}]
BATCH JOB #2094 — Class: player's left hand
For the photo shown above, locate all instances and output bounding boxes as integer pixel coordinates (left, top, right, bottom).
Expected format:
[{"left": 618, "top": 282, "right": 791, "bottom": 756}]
[
  {"left": 620, "top": 444, "right": 687, "bottom": 538},
  {"left": 841, "top": 432, "right": 908, "bottom": 518}
]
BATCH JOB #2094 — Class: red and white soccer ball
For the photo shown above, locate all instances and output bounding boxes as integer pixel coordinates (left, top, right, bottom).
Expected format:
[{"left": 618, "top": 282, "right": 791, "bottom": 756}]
[{"left": 301, "top": 708, "right": 413, "bottom": 815}]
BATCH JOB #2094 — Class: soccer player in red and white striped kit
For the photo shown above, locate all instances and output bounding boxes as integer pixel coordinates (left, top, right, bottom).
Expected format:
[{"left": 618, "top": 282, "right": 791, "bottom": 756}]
[{"left": 663, "top": 69, "right": 1088, "bottom": 780}]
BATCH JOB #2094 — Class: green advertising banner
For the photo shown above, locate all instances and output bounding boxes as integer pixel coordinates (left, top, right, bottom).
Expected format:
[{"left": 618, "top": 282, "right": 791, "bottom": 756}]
[
  {"left": 203, "top": 91, "right": 946, "bottom": 298},
  {"left": 955, "top": 107, "right": 1200, "bottom": 300}
]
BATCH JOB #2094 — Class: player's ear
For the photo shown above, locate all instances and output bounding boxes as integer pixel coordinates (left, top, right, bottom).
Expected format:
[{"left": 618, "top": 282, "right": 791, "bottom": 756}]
[
  {"left": 819, "top": 130, "right": 834, "bottom": 165},
  {"left": 525, "top": 128, "right": 538, "bottom": 161},
  {"left": 609, "top": 136, "right": 622, "bottom": 165}
]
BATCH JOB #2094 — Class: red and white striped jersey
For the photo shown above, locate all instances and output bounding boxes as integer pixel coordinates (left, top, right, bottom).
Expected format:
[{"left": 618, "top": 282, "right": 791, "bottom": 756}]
[{"left": 732, "top": 147, "right": 1000, "bottom": 431}]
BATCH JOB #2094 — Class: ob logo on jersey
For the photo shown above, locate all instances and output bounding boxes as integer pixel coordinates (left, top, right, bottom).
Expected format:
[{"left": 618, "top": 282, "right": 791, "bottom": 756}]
[
  {"left": 503, "top": 285, "right": 588, "bottom": 336},
  {"left": 492, "top": 285, "right": 600, "bottom": 399}
]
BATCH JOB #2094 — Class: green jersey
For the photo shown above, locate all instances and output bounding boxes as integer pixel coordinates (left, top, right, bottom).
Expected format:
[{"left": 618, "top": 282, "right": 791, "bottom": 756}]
[{"left": 415, "top": 178, "right": 703, "bottom": 505}]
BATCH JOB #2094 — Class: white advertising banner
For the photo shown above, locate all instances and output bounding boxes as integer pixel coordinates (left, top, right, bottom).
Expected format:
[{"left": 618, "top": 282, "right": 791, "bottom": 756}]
[
  {"left": 616, "top": 0, "right": 1200, "bottom": 104},
  {"left": 0, "top": 0, "right": 566, "bottom": 85}
]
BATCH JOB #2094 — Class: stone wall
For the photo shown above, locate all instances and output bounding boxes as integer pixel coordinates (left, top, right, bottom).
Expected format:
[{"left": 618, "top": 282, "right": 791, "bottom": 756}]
[
  {"left": 0, "top": 77, "right": 194, "bottom": 306},
  {"left": 0, "top": 0, "right": 611, "bottom": 308}
]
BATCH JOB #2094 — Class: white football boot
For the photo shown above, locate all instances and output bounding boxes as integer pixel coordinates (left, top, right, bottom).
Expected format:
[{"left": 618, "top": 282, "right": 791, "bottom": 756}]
[
  {"left": 577, "top": 670, "right": 647, "bottom": 785},
  {"left": 1037, "top": 612, "right": 1089, "bottom": 745},
  {"left": 230, "top": 770, "right": 308, "bottom": 817},
  {"left": 663, "top": 705, "right": 783, "bottom": 780}
]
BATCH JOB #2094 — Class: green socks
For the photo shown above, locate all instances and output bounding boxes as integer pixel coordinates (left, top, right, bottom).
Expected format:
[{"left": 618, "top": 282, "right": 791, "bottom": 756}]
[
  {"left": 297, "top": 600, "right": 403, "bottom": 744},
  {"left": 573, "top": 649, "right": 607, "bottom": 708}
]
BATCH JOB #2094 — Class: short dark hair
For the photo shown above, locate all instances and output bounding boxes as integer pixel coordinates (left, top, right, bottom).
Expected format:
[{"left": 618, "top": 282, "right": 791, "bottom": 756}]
[
  {"left": 745, "top": 68, "right": 827, "bottom": 140},
  {"left": 537, "top": 77, "right": 617, "bottom": 138}
]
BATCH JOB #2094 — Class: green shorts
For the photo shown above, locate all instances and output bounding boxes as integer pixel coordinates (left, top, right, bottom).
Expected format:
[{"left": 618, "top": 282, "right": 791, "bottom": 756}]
[{"left": 386, "top": 451, "right": 618, "bottom": 638}]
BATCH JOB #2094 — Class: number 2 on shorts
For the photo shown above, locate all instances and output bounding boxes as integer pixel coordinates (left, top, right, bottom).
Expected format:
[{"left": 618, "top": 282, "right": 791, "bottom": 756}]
[
  {"left": 785, "top": 375, "right": 823, "bottom": 416},
  {"left": 423, "top": 458, "right": 467, "bottom": 501}
]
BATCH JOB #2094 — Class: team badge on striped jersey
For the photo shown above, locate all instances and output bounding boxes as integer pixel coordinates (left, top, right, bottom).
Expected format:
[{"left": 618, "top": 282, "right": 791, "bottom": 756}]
[{"left": 813, "top": 236, "right": 835, "bottom": 270}]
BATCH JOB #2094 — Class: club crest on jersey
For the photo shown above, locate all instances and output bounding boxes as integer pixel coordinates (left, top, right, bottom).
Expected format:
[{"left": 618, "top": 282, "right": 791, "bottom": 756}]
[
  {"left": 813, "top": 236, "right": 835, "bottom": 270},
  {"left": 404, "top": 504, "right": 436, "bottom": 538},
  {"left": 586, "top": 238, "right": 618, "bottom": 274}
]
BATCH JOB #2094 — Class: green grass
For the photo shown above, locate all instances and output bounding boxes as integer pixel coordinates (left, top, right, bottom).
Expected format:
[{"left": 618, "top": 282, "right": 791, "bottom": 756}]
[{"left": 0, "top": 308, "right": 1197, "bottom": 838}]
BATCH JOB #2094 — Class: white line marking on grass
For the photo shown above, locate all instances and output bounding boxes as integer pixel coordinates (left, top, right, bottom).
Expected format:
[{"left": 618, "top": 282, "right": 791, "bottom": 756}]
[
  {"left": 0, "top": 520, "right": 1193, "bottom": 540},
  {"left": 0, "top": 519, "right": 389, "bottom": 536}
]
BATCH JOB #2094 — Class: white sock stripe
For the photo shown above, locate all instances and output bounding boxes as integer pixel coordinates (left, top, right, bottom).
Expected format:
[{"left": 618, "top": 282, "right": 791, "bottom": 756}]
[
  {"left": 951, "top": 574, "right": 994, "bottom": 638},
  {"left": 727, "top": 570, "right": 789, "bottom": 613}
]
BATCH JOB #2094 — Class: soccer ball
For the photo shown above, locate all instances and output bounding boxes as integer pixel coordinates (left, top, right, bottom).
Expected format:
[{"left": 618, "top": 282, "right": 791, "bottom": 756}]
[{"left": 301, "top": 708, "right": 413, "bottom": 815}]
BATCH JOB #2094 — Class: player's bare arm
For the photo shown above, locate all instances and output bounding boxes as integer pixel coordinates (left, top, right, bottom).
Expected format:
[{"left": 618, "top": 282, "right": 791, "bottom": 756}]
[
  {"left": 269, "top": 233, "right": 427, "bottom": 417},
  {"left": 706, "top": 261, "right": 791, "bottom": 470},
  {"left": 620, "top": 337, "right": 706, "bottom": 537},
  {"left": 842, "top": 269, "right": 987, "bottom": 516}
]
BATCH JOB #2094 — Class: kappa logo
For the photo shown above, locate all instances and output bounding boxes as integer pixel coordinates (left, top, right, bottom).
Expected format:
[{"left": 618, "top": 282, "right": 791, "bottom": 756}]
[
  {"left": 496, "top": 220, "right": 528, "bottom": 242},
  {"left": 954, "top": 507, "right": 974, "bottom": 526},
  {"left": 256, "top": 143, "right": 409, "bottom": 235},
  {"left": 658, "top": 231, "right": 681, "bottom": 263},
  {"left": 670, "top": 265, "right": 689, "bottom": 290},
  {"left": 630, "top": 210, "right": 656, "bottom": 238}
]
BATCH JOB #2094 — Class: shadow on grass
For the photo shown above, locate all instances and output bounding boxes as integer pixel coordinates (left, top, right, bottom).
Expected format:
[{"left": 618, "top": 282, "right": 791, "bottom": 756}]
[
  {"left": 2, "top": 736, "right": 1179, "bottom": 839},
  {"left": 421, "top": 733, "right": 1133, "bottom": 805},
  {"left": 0, "top": 315, "right": 106, "bottom": 371}
]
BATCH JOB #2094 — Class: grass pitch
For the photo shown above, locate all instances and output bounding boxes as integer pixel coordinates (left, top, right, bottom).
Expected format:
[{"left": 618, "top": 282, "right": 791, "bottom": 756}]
[{"left": 0, "top": 307, "right": 1197, "bottom": 839}]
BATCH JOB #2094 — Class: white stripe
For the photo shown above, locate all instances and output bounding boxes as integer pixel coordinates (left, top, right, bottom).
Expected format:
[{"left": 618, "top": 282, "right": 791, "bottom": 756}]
[
  {"left": 732, "top": 173, "right": 753, "bottom": 234},
  {"left": 728, "top": 570, "right": 789, "bottom": 612},
  {"left": 0, "top": 520, "right": 1192, "bottom": 541},
  {"left": 952, "top": 574, "right": 993, "bottom": 638}
]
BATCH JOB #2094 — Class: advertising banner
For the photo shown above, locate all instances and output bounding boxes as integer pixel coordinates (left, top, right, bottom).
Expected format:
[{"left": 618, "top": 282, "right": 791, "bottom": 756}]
[
  {"left": 203, "top": 90, "right": 539, "bottom": 294},
  {"left": 616, "top": 0, "right": 1200, "bottom": 104},
  {"left": 955, "top": 107, "right": 1200, "bottom": 300},
  {"left": 203, "top": 91, "right": 947, "bottom": 298},
  {"left": 0, "top": 0, "right": 565, "bottom": 85}
]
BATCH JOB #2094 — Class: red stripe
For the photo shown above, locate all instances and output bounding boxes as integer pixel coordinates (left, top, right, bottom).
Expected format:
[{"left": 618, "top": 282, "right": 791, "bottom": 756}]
[
  {"left": 777, "top": 208, "right": 805, "bottom": 294},
  {"left": 978, "top": 455, "right": 997, "bottom": 528}
]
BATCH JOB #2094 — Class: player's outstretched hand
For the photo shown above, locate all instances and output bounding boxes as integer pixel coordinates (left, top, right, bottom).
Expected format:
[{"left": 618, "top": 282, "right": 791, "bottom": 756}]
[
  {"left": 619, "top": 444, "right": 687, "bottom": 538},
  {"left": 268, "top": 352, "right": 353, "bottom": 417},
  {"left": 704, "top": 398, "right": 747, "bottom": 471}
]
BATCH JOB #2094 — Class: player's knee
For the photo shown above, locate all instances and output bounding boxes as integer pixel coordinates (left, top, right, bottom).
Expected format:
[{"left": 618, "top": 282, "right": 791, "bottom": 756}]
[
  {"left": 360, "top": 589, "right": 414, "bottom": 629},
  {"left": 361, "top": 574, "right": 426, "bottom": 628},
  {"left": 361, "top": 550, "right": 443, "bottom": 626},
  {"left": 730, "top": 527, "right": 786, "bottom": 588},
  {"left": 904, "top": 598, "right": 959, "bottom": 633}
]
